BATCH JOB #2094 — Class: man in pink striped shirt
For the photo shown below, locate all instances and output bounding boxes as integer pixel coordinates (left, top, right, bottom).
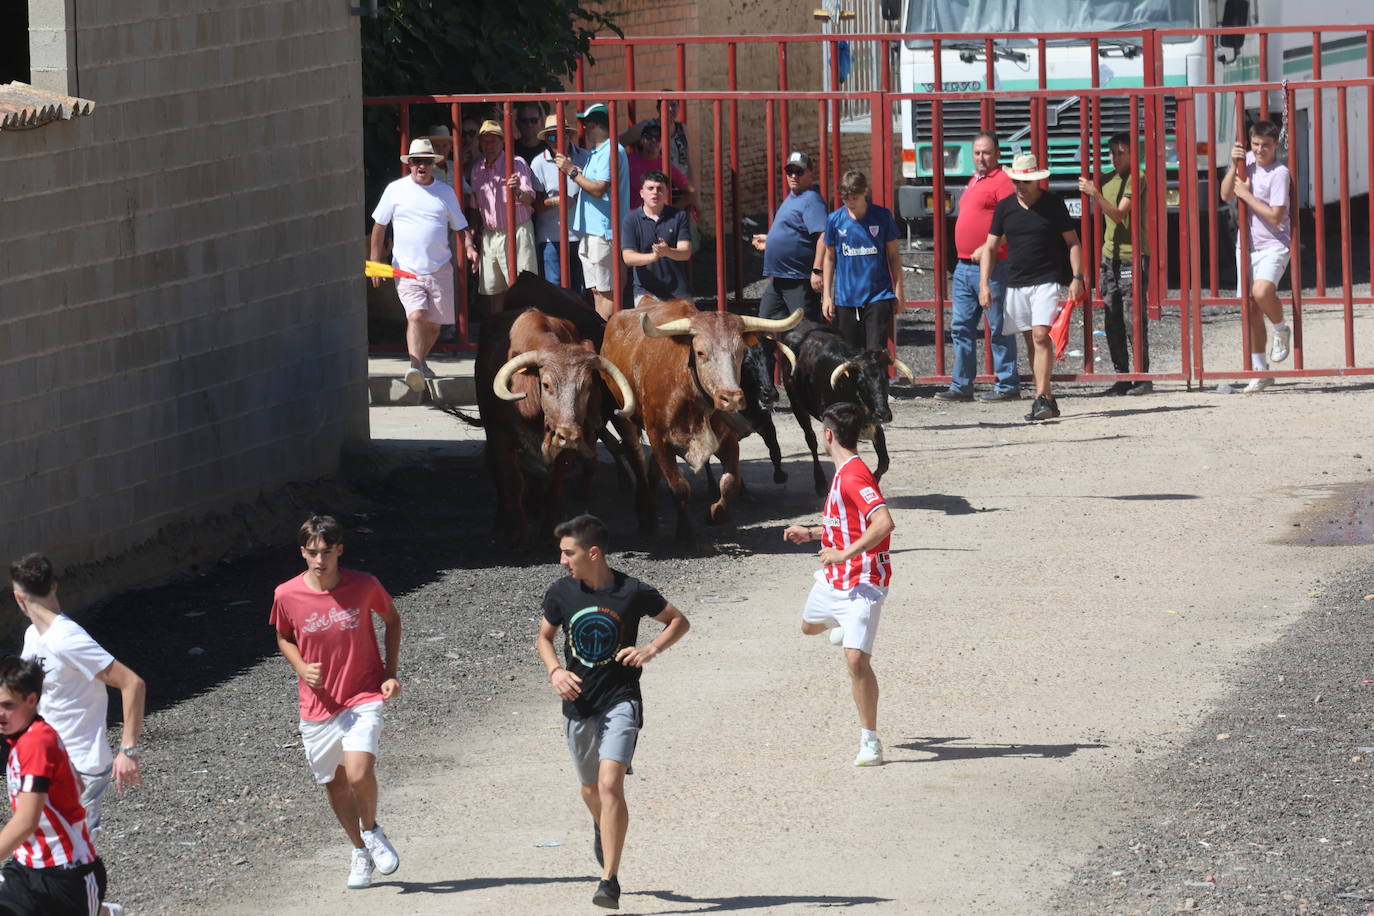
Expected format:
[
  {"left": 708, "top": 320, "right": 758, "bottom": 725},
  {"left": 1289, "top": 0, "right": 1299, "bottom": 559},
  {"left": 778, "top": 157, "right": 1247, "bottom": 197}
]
[
  {"left": 470, "top": 119, "right": 538, "bottom": 313},
  {"left": 783, "top": 402, "right": 896, "bottom": 767}
]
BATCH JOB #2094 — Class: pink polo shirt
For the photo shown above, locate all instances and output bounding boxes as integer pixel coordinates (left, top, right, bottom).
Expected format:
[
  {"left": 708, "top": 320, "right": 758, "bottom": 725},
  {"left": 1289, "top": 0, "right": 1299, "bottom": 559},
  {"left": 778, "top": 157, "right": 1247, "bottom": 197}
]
[
  {"left": 469, "top": 155, "right": 535, "bottom": 230},
  {"left": 955, "top": 167, "right": 1014, "bottom": 259}
]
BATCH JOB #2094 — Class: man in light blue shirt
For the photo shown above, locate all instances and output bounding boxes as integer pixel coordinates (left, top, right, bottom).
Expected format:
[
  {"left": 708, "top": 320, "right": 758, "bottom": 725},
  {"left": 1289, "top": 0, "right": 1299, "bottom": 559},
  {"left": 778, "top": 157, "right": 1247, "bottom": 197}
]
[{"left": 556, "top": 104, "right": 630, "bottom": 319}]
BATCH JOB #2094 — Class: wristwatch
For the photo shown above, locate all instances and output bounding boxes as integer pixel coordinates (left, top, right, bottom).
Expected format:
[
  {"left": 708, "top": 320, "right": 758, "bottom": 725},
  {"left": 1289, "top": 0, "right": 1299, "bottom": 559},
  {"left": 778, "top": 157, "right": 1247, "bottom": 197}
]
[
  {"left": 119, "top": 745, "right": 139, "bottom": 759},
  {"left": 1072, "top": 274, "right": 1085, "bottom": 280},
  {"left": 811, "top": 268, "right": 823, "bottom": 276},
  {"left": 568, "top": 167, "right": 581, "bottom": 180}
]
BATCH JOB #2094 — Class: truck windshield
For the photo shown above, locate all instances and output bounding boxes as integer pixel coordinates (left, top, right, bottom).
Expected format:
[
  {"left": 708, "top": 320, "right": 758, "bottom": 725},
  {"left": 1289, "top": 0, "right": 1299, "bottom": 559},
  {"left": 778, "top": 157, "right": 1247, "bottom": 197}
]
[{"left": 904, "top": 0, "right": 1198, "bottom": 45}]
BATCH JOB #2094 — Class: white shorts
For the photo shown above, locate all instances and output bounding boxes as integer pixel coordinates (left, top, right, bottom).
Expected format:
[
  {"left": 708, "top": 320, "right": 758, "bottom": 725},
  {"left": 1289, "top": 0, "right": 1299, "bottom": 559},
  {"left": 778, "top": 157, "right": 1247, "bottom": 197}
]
[
  {"left": 395, "top": 261, "right": 456, "bottom": 325},
  {"left": 299, "top": 701, "right": 383, "bottom": 784},
  {"left": 1005, "top": 281, "right": 1064, "bottom": 333},
  {"left": 579, "top": 233, "right": 615, "bottom": 292},
  {"left": 479, "top": 222, "right": 537, "bottom": 294},
  {"left": 802, "top": 570, "right": 886, "bottom": 655},
  {"left": 1236, "top": 246, "right": 1291, "bottom": 292}
]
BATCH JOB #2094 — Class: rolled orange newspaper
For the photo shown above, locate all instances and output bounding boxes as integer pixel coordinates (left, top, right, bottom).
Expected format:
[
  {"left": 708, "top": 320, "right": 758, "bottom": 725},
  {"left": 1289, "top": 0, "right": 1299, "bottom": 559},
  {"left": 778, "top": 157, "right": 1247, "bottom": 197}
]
[{"left": 364, "top": 260, "right": 418, "bottom": 280}]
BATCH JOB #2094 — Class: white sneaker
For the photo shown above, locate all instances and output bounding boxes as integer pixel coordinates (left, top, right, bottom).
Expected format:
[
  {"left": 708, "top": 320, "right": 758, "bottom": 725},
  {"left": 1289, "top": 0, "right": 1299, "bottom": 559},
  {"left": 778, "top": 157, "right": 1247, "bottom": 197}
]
[
  {"left": 854, "top": 736, "right": 884, "bottom": 767},
  {"left": 103, "top": 905, "right": 125, "bottom": 916},
  {"left": 1269, "top": 325, "right": 1291, "bottom": 363},
  {"left": 403, "top": 366, "right": 425, "bottom": 393},
  {"left": 1243, "top": 377, "right": 1275, "bottom": 393},
  {"left": 362, "top": 822, "right": 399, "bottom": 875},
  {"left": 828, "top": 626, "right": 845, "bottom": 646},
  {"left": 347, "top": 846, "right": 375, "bottom": 889}
]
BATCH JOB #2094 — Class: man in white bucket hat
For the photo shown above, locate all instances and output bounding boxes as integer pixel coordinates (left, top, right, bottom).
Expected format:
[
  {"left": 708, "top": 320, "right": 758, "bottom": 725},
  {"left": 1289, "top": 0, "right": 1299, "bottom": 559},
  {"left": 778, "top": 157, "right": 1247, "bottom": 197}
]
[
  {"left": 370, "top": 138, "right": 477, "bottom": 392},
  {"left": 979, "top": 152, "right": 1083, "bottom": 422}
]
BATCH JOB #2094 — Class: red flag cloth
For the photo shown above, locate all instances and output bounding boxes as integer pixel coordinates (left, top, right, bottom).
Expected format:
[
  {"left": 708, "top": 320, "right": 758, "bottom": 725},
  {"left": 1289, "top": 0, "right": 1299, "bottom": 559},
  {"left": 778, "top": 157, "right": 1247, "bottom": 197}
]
[{"left": 1050, "top": 291, "right": 1087, "bottom": 360}]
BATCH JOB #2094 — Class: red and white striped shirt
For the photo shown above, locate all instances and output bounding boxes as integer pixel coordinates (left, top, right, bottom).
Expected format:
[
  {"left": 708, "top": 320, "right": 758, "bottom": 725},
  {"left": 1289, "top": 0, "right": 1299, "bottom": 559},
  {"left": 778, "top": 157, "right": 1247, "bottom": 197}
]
[
  {"left": 5, "top": 718, "right": 96, "bottom": 868},
  {"left": 821, "top": 455, "right": 892, "bottom": 589}
]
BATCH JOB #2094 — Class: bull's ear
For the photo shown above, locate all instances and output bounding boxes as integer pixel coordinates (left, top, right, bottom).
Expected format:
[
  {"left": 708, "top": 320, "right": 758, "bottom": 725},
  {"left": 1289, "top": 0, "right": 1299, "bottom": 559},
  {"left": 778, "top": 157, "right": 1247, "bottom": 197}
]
[
  {"left": 742, "top": 332, "right": 760, "bottom": 347},
  {"left": 580, "top": 340, "right": 595, "bottom": 353}
]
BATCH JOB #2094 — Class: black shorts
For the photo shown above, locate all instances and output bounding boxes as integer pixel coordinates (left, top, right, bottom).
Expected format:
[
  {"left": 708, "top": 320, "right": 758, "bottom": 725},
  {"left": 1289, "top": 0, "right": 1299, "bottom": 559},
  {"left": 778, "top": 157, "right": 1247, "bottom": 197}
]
[
  {"left": 760, "top": 277, "right": 823, "bottom": 323},
  {"left": 0, "top": 857, "right": 106, "bottom": 916}
]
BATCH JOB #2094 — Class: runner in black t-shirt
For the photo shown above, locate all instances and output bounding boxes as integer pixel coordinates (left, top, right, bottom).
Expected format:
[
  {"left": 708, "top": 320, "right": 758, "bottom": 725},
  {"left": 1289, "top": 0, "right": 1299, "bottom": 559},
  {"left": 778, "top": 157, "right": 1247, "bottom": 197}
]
[
  {"left": 536, "top": 514, "right": 690, "bottom": 911},
  {"left": 979, "top": 153, "right": 1084, "bottom": 422}
]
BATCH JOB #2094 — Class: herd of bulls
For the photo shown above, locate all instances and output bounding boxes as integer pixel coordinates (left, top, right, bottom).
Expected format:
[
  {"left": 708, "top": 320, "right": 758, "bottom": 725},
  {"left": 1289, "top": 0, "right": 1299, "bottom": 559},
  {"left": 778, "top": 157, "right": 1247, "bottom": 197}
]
[{"left": 449, "top": 273, "right": 914, "bottom": 549}]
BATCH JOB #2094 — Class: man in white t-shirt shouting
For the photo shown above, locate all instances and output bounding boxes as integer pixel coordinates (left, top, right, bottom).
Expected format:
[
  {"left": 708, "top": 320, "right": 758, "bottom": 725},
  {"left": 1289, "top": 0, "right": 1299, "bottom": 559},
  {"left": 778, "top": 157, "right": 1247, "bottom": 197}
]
[
  {"left": 10, "top": 553, "right": 147, "bottom": 831},
  {"left": 370, "top": 138, "right": 478, "bottom": 393}
]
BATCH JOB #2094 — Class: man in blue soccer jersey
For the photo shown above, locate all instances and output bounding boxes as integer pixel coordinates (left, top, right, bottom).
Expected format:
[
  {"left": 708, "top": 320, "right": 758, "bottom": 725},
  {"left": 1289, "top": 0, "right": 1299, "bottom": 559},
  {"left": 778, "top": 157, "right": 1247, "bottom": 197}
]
[
  {"left": 535, "top": 515, "right": 690, "bottom": 910},
  {"left": 820, "top": 169, "right": 906, "bottom": 351}
]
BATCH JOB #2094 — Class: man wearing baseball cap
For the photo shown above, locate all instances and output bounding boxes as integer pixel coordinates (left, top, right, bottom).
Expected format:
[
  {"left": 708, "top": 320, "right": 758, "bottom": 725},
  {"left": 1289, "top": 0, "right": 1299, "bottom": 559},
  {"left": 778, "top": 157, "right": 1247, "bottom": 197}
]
[
  {"left": 370, "top": 138, "right": 476, "bottom": 393},
  {"left": 529, "top": 112, "right": 589, "bottom": 292},
  {"left": 555, "top": 104, "right": 630, "bottom": 319},
  {"left": 752, "top": 151, "right": 828, "bottom": 324}
]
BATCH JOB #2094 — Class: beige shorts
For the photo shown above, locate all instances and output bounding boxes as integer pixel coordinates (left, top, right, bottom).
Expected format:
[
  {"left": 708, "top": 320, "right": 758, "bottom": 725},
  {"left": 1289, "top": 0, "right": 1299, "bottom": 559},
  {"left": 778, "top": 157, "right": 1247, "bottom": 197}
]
[
  {"left": 579, "top": 233, "right": 615, "bottom": 293},
  {"left": 395, "top": 262, "right": 455, "bottom": 324},
  {"left": 479, "top": 222, "right": 537, "bottom": 294},
  {"left": 1005, "top": 281, "right": 1065, "bottom": 333}
]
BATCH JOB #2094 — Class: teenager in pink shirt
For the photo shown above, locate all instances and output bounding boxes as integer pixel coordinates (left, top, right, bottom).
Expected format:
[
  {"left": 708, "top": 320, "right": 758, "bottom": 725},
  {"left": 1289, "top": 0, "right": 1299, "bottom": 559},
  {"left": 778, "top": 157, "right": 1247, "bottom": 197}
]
[{"left": 271, "top": 515, "right": 402, "bottom": 890}]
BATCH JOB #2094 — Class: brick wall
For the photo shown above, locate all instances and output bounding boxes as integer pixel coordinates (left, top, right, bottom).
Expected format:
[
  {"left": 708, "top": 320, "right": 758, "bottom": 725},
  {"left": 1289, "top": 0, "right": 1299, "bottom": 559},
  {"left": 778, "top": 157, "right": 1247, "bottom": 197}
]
[{"left": 0, "top": 0, "right": 367, "bottom": 579}]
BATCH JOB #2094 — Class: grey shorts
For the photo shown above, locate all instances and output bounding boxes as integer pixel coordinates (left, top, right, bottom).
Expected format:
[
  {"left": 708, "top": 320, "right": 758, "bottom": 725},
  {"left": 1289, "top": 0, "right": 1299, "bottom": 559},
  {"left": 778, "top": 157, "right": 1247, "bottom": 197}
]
[
  {"left": 78, "top": 766, "right": 113, "bottom": 831},
  {"left": 563, "top": 699, "right": 642, "bottom": 786}
]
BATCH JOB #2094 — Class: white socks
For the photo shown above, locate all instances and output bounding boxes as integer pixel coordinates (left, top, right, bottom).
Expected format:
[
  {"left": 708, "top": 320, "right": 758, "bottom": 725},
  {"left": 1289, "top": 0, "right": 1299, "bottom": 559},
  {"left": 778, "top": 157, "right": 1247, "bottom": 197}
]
[
  {"left": 1251, "top": 353, "right": 1269, "bottom": 371},
  {"left": 861, "top": 728, "right": 879, "bottom": 743}
]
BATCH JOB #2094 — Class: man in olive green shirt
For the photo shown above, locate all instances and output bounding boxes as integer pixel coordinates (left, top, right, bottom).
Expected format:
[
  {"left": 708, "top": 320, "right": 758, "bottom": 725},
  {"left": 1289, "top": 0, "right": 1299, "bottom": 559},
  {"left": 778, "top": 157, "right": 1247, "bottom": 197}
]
[{"left": 1079, "top": 132, "right": 1150, "bottom": 395}]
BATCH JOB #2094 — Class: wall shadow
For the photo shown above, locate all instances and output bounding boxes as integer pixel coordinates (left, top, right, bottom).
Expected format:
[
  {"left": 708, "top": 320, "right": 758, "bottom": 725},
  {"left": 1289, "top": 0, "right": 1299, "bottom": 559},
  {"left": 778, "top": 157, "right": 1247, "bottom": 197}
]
[{"left": 883, "top": 493, "right": 1001, "bottom": 515}]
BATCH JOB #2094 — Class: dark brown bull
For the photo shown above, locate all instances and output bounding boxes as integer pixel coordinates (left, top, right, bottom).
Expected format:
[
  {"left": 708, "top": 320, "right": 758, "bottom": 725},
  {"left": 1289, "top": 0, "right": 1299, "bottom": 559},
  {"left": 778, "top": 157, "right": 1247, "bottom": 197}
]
[
  {"left": 601, "top": 300, "right": 801, "bottom": 546},
  {"left": 451, "top": 307, "right": 634, "bottom": 545}
]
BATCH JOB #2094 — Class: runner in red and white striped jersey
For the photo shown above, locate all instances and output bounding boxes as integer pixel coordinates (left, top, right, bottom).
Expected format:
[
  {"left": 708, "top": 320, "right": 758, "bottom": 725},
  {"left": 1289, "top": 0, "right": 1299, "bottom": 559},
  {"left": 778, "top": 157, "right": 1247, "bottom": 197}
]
[
  {"left": 784, "top": 402, "right": 896, "bottom": 767},
  {"left": 6, "top": 717, "right": 95, "bottom": 868}
]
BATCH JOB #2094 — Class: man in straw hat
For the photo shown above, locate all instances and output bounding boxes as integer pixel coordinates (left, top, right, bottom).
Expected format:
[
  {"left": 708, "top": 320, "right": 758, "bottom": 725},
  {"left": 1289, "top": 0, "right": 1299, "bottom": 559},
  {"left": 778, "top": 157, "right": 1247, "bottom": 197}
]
[
  {"left": 556, "top": 103, "right": 630, "bottom": 320},
  {"left": 370, "top": 138, "right": 476, "bottom": 393},
  {"left": 979, "top": 152, "right": 1084, "bottom": 422},
  {"left": 470, "top": 119, "right": 539, "bottom": 314},
  {"left": 529, "top": 112, "right": 589, "bottom": 292}
]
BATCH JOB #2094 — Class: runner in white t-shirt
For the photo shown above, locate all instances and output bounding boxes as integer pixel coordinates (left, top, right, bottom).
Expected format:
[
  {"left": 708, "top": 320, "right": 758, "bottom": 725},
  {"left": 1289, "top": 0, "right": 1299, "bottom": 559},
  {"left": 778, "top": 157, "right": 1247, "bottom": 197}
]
[{"left": 10, "top": 553, "right": 147, "bottom": 830}]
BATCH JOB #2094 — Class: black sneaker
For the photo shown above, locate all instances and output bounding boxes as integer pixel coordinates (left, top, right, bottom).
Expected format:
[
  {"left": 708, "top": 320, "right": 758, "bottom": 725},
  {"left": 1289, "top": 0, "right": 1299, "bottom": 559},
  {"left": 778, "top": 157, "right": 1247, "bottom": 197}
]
[
  {"left": 1024, "top": 395, "right": 1046, "bottom": 422},
  {"left": 934, "top": 389, "right": 974, "bottom": 402},
  {"left": 1043, "top": 395, "right": 1061, "bottom": 418},
  {"left": 593, "top": 875, "right": 621, "bottom": 909},
  {"left": 1103, "top": 380, "right": 1133, "bottom": 396},
  {"left": 1125, "top": 380, "right": 1153, "bottom": 396},
  {"left": 978, "top": 388, "right": 1021, "bottom": 402},
  {"left": 593, "top": 822, "right": 603, "bottom": 867}
]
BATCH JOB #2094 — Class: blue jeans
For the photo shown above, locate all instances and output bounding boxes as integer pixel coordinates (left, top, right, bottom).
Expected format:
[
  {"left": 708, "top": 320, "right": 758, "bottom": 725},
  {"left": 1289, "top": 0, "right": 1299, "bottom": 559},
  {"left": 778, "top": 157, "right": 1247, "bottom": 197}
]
[
  {"left": 539, "top": 239, "right": 585, "bottom": 296},
  {"left": 950, "top": 260, "right": 1017, "bottom": 393}
]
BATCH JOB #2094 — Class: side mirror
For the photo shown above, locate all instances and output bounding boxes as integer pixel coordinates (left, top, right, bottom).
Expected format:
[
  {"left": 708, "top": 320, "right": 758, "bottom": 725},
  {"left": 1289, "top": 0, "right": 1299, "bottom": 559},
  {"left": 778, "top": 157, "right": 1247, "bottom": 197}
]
[{"left": 1219, "top": 0, "right": 1248, "bottom": 49}]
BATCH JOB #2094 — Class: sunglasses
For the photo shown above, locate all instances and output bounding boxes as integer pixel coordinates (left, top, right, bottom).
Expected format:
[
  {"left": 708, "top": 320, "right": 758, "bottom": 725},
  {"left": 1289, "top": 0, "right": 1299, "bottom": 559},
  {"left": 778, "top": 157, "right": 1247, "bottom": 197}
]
[
  {"left": 411, "top": 159, "right": 435, "bottom": 166},
  {"left": 784, "top": 167, "right": 806, "bottom": 176}
]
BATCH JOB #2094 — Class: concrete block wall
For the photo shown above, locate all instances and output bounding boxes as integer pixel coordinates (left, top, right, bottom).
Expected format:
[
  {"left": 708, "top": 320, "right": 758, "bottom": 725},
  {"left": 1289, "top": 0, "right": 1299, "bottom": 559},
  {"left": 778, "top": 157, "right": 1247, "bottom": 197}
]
[{"left": 0, "top": 0, "right": 368, "bottom": 579}]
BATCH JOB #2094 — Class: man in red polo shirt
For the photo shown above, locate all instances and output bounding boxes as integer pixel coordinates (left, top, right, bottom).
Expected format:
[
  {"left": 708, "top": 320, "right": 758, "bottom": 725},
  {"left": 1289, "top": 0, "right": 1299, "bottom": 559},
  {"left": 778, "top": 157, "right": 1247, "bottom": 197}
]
[{"left": 936, "top": 132, "right": 1019, "bottom": 402}]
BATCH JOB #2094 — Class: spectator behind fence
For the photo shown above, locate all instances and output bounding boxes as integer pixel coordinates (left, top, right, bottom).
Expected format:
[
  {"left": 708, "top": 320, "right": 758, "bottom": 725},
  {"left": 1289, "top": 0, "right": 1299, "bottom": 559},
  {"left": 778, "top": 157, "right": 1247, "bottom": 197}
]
[
  {"left": 937, "top": 132, "right": 1019, "bottom": 403},
  {"left": 626, "top": 124, "right": 696, "bottom": 212},
  {"left": 1079, "top": 131, "right": 1152, "bottom": 395},
  {"left": 513, "top": 102, "right": 548, "bottom": 166},
  {"left": 470, "top": 119, "right": 538, "bottom": 314},
  {"left": 421, "top": 125, "right": 456, "bottom": 187},
  {"left": 530, "top": 113, "right": 589, "bottom": 293},
  {"left": 557, "top": 104, "right": 630, "bottom": 320},
  {"left": 621, "top": 97, "right": 690, "bottom": 183},
  {"left": 1221, "top": 119, "right": 1293, "bottom": 393},
  {"left": 821, "top": 170, "right": 905, "bottom": 352},
  {"left": 981, "top": 153, "right": 1084, "bottom": 423},
  {"left": 371, "top": 139, "right": 476, "bottom": 392},
  {"left": 752, "top": 151, "right": 827, "bottom": 324},
  {"left": 621, "top": 170, "right": 692, "bottom": 307}
]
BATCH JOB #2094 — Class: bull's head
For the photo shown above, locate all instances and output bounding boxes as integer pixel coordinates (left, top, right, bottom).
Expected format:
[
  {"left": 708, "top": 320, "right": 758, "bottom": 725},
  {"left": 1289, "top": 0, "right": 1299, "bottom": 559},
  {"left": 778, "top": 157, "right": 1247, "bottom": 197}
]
[
  {"left": 828, "top": 351, "right": 914, "bottom": 430},
  {"left": 493, "top": 346, "right": 635, "bottom": 463},
  {"left": 642, "top": 309, "right": 803, "bottom": 412}
]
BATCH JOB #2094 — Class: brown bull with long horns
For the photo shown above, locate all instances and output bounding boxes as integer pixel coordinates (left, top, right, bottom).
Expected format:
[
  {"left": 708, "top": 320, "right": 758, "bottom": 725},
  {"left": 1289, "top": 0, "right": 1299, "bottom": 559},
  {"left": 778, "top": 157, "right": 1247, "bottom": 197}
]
[
  {"left": 601, "top": 300, "right": 802, "bottom": 547},
  {"left": 450, "top": 307, "right": 634, "bottom": 546}
]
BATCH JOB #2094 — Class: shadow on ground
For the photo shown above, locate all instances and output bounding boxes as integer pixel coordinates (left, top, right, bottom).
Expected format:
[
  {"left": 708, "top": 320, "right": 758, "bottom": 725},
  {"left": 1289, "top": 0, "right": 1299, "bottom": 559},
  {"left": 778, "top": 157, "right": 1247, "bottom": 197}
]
[
  {"left": 634, "top": 888, "right": 893, "bottom": 913},
  {"left": 892, "top": 736, "right": 1108, "bottom": 763}
]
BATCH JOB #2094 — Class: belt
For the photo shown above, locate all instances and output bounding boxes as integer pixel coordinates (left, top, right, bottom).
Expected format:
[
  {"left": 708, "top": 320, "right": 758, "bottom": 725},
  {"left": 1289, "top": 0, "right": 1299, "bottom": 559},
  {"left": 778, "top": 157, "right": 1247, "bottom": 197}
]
[{"left": 957, "top": 257, "right": 978, "bottom": 265}]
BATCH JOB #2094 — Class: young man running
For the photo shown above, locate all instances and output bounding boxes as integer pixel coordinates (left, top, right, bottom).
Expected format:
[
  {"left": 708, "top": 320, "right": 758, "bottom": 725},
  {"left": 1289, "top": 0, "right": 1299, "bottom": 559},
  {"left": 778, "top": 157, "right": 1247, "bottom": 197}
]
[
  {"left": 10, "top": 553, "right": 147, "bottom": 832},
  {"left": 536, "top": 515, "right": 690, "bottom": 910},
  {"left": 783, "top": 402, "right": 896, "bottom": 766},
  {"left": 270, "top": 515, "right": 402, "bottom": 890},
  {"left": 1221, "top": 119, "right": 1293, "bottom": 392},
  {"left": 0, "top": 656, "right": 123, "bottom": 915}
]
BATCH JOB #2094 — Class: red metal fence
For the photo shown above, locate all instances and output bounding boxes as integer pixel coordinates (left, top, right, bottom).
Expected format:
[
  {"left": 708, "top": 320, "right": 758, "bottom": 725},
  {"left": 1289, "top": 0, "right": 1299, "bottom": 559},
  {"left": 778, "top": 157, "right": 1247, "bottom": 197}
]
[{"left": 366, "top": 25, "right": 1374, "bottom": 387}]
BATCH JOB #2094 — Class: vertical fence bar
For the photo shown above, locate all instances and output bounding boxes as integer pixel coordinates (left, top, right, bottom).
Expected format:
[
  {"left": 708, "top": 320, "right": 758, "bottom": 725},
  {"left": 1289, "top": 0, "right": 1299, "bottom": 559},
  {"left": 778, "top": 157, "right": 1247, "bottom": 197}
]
[
  {"left": 609, "top": 99, "right": 623, "bottom": 313},
  {"left": 1191, "top": 92, "right": 1207, "bottom": 384},
  {"left": 931, "top": 94, "right": 947, "bottom": 377},
  {"left": 828, "top": 39, "right": 842, "bottom": 207},
  {"left": 778, "top": 43, "right": 791, "bottom": 160},
  {"left": 983, "top": 39, "right": 996, "bottom": 131},
  {"left": 452, "top": 101, "right": 472, "bottom": 345},
  {"left": 624, "top": 46, "right": 637, "bottom": 123},
  {"left": 1078, "top": 92, "right": 1094, "bottom": 371},
  {"left": 1258, "top": 33, "right": 1270, "bottom": 120},
  {"left": 1286, "top": 83, "right": 1305, "bottom": 369},
  {"left": 1368, "top": 33, "right": 1374, "bottom": 302},
  {"left": 575, "top": 56, "right": 585, "bottom": 94},
  {"left": 1206, "top": 40, "right": 1219, "bottom": 297},
  {"left": 1034, "top": 39, "right": 1047, "bottom": 172},
  {"left": 1129, "top": 94, "right": 1143, "bottom": 374},
  {"left": 817, "top": 99, "right": 829, "bottom": 209},
  {"left": 676, "top": 43, "right": 687, "bottom": 92},
  {"left": 1311, "top": 33, "right": 1327, "bottom": 297},
  {"left": 1234, "top": 92, "right": 1253, "bottom": 369},
  {"left": 502, "top": 101, "right": 518, "bottom": 288},
  {"left": 399, "top": 105, "right": 410, "bottom": 176},
  {"left": 1337, "top": 86, "right": 1354, "bottom": 367},
  {"left": 555, "top": 104, "right": 570, "bottom": 292},
  {"left": 765, "top": 100, "right": 777, "bottom": 221},
  {"left": 728, "top": 43, "right": 743, "bottom": 306},
  {"left": 713, "top": 99, "right": 727, "bottom": 311},
  {"left": 1141, "top": 36, "right": 1163, "bottom": 322},
  {"left": 659, "top": 99, "right": 671, "bottom": 184},
  {"left": 1177, "top": 94, "right": 1194, "bottom": 385}
]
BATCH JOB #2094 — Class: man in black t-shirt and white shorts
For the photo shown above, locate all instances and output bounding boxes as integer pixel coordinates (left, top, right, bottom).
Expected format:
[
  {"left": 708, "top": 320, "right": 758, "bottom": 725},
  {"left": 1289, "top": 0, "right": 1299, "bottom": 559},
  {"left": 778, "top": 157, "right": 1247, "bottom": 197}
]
[
  {"left": 536, "top": 515, "right": 690, "bottom": 910},
  {"left": 979, "top": 153, "right": 1084, "bottom": 422}
]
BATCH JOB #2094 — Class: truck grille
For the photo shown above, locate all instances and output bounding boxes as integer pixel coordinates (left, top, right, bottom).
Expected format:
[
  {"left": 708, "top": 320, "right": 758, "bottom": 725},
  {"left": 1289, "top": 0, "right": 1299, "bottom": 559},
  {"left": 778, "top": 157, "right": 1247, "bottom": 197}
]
[{"left": 913, "top": 95, "right": 1177, "bottom": 155}]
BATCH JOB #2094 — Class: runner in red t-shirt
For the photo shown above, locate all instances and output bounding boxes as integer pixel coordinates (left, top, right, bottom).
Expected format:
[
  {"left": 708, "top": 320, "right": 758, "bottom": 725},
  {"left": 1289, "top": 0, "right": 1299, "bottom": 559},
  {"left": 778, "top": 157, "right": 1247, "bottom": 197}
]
[
  {"left": 783, "top": 402, "right": 896, "bottom": 767},
  {"left": 0, "top": 655, "right": 124, "bottom": 915},
  {"left": 271, "top": 515, "right": 402, "bottom": 890}
]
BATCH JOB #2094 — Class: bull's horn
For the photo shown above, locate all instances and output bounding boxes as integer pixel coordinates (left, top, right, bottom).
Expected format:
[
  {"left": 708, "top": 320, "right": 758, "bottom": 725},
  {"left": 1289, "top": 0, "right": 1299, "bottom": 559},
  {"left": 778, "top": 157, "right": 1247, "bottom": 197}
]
[
  {"left": 597, "top": 357, "right": 637, "bottom": 418},
  {"left": 775, "top": 341, "right": 798, "bottom": 374},
  {"left": 493, "top": 351, "right": 541, "bottom": 401},
  {"left": 892, "top": 357, "right": 915, "bottom": 382},
  {"left": 740, "top": 308, "right": 804, "bottom": 333},
  {"left": 829, "top": 360, "right": 852, "bottom": 391},
  {"left": 641, "top": 312, "right": 695, "bottom": 338}
]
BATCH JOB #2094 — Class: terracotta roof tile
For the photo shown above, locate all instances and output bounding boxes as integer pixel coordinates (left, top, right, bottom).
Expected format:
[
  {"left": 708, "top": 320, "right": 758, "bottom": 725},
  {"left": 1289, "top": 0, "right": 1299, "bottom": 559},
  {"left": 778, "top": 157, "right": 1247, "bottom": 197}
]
[{"left": 0, "top": 82, "right": 95, "bottom": 131}]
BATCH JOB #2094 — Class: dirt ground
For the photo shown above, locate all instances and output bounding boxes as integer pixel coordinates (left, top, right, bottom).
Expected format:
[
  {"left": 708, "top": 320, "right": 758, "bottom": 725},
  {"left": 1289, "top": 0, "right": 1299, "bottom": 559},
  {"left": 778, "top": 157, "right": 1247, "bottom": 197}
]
[{"left": 197, "top": 305, "right": 1374, "bottom": 915}]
